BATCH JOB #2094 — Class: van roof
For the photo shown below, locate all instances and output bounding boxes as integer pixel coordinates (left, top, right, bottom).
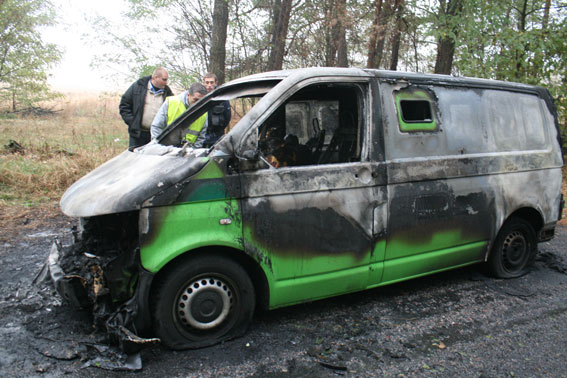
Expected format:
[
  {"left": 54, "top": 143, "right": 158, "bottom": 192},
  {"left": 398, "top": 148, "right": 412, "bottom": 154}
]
[
  {"left": 224, "top": 67, "right": 545, "bottom": 95},
  {"left": 366, "top": 69, "right": 541, "bottom": 92}
]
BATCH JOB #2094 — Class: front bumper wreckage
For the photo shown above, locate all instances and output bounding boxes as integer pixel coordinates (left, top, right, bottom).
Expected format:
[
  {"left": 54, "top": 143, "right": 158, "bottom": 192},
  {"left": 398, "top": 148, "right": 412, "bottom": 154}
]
[{"left": 37, "top": 236, "right": 159, "bottom": 354}]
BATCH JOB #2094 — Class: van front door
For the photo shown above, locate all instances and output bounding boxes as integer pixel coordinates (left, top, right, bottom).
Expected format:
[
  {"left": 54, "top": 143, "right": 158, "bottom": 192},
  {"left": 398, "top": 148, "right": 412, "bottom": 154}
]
[{"left": 238, "top": 80, "right": 385, "bottom": 308}]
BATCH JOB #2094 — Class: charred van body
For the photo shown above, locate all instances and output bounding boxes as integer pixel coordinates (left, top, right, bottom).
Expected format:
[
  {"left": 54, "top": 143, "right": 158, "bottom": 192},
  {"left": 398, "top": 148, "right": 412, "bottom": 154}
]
[{"left": 49, "top": 68, "right": 564, "bottom": 351}]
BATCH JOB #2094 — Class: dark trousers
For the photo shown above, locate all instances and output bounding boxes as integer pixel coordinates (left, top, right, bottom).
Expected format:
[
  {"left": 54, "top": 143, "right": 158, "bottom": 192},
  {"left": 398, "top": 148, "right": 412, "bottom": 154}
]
[{"left": 129, "top": 131, "right": 151, "bottom": 148}]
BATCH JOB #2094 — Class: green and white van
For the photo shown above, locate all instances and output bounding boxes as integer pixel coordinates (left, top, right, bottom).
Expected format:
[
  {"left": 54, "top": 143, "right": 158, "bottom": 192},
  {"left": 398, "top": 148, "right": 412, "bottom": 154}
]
[{"left": 51, "top": 68, "right": 564, "bottom": 350}]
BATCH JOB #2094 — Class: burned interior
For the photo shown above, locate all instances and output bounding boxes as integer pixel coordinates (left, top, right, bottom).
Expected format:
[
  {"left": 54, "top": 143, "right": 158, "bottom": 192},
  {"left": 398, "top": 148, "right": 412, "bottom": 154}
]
[{"left": 255, "top": 83, "right": 363, "bottom": 169}]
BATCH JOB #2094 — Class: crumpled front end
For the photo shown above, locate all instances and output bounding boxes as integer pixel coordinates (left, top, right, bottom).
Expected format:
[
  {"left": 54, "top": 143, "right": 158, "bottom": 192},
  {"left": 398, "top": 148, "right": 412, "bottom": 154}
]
[
  {"left": 42, "top": 144, "right": 211, "bottom": 353},
  {"left": 41, "top": 211, "right": 159, "bottom": 353}
]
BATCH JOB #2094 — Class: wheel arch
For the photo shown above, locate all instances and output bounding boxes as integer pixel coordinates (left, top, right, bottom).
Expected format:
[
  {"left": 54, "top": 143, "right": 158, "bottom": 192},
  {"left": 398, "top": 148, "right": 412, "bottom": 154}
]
[
  {"left": 485, "top": 206, "right": 542, "bottom": 262},
  {"left": 150, "top": 246, "right": 271, "bottom": 312},
  {"left": 506, "top": 207, "right": 544, "bottom": 235}
]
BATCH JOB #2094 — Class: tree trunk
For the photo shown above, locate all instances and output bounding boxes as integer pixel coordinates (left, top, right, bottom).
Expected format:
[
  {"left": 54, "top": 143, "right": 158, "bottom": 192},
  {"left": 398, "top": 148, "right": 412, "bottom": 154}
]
[
  {"left": 374, "top": 0, "right": 393, "bottom": 68},
  {"left": 389, "top": 0, "right": 404, "bottom": 71},
  {"left": 335, "top": 0, "right": 348, "bottom": 67},
  {"left": 434, "top": 0, "right": 463, "bottom": 75},
  {"left": 367, "top": 0, "right": 384, "bottom": 68},
  {"left": 12, "top": 89, "right": 16, "bottom": 112},
  {"left": 543, "top": 0, "right": 551, "bottom": 30},
  {"left": 325, "top": 0, "right": 337, "bottom": 66},
  {"left": 210, "top": 0, "right": 229, "bottom": 83},
  {"left": 324, "top": 0, "right": 349, "bottom": 67},
  {"left": 267, "top": 0, "right": 282, "bottom": 69},
  {"left": 412, "top": 31, "right": 420, "bottom": 72},
  {"left": 514, "top": 0, "right": 529, "bottom": 80},
  {"left": 268, "top": 0, "right": 293, "bottom": 71},
  {"left": 434, "top": 39, "right": 456, "bottom": 74}
]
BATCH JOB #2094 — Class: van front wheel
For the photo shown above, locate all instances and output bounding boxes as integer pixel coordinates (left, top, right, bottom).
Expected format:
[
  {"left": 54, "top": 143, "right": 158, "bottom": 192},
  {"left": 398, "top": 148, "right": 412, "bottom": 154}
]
[
  {"left": 151, "top": 255, "right": 255, "bottom": 350},
  {"left": 487, "top": 217, "right": 536, "bottom": 278}
]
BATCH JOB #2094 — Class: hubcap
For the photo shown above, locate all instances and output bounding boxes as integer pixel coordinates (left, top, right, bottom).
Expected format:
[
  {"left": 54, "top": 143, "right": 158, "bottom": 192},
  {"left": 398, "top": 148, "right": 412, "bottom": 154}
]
[
  {"left": 502, "top": 230, "right": 527, "bottom": 270},
  {"left": 177, "top": 277, "right": 233, "bottom": 330}
]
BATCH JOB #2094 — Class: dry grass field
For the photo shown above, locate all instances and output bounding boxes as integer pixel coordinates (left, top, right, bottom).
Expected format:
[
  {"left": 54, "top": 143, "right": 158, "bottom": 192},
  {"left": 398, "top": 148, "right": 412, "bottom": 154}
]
[
  {"left": 0, "top": 92, "right": 128, "bottom": 233},
  {"left": 0, "top": 92, "right": 566, "bottom": 236}
]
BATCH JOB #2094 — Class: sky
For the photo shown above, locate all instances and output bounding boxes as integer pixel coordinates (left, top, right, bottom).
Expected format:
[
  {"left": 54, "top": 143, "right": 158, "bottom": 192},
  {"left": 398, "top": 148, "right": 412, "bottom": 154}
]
[{"left": 44, "top": 0, "right": 130, "bottom": 92}]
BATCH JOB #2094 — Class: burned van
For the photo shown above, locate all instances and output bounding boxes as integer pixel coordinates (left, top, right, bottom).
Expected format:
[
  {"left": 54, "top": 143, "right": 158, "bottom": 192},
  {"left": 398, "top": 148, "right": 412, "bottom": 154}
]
[{"left": 49, "top": 68, "right": 564, "bottom": 351}]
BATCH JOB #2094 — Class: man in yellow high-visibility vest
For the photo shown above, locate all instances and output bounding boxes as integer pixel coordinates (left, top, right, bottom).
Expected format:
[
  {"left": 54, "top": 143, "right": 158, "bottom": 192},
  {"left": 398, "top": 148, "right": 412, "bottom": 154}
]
[{"left": 150, "top": 82, "right": 209, "bottom": 147}]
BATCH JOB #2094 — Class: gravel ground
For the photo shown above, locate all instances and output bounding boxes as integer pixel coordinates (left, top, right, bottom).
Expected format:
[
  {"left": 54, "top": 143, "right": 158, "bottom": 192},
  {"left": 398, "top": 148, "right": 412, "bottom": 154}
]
[{"left": 0, "top": 217, "right": 566, "bottom": 377}]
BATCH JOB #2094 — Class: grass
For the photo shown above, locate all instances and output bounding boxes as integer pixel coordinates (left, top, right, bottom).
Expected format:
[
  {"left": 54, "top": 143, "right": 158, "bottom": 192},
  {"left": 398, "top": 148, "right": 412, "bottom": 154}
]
[
  {"left": 0, "top": 91, "right": 128, "bottom": 232},
  {"left": 0, "top": 91, "right": 566, "bottom": 234}
]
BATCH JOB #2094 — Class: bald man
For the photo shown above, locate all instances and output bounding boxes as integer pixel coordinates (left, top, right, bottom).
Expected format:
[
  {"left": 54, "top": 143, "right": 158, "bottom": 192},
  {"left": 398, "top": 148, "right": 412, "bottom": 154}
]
[{"left": 119, "top": 67, "right": 173, "bottom": 148}]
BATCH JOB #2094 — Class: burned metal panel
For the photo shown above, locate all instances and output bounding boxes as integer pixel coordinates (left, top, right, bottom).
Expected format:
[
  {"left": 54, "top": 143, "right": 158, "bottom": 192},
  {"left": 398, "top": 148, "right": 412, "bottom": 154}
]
[
  {"left": 240, "top": 163, "right": 386, "bottom": 246},
  {"left": 138, "top": 199, "right": 244, "bottom": 273},
  {"left": 385, "top": 157, "right": 562, "bottom": 270},
  {"left": 380, "top": 81, "right": 563, "bottom": 162},
  {"left": 138, "top": 157, "right": 245, "bottom": 273},
  {"left": 386, "top": 153, "right": 562, "bottom": 184},
  {"left": 382, "top": 175, "right": 495, "bottom": 282},
  {"left": 379, "top": 78, "right": 562, "bottom": 230},
  {"left": 142, "top": 157, "right": 241, "bottom": 208},
  {"left": 60, "top": 146, "right": 208, "bottom": 217},
  {"left": 240, "top": 162, "right": 388, "bottom": 307},
  {"left": 386, "top": 178, "right": 494, "bottom": 256},
  {"left": 485, "top": 168, "right": 563, "bottom": 231},
  {"left": 377, "top": 77, "right": 563, "bottom": 280}
]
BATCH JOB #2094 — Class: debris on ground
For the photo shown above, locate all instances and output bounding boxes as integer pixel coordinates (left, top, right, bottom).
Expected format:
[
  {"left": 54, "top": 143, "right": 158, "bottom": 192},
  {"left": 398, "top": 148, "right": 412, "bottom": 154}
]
[{"left": 3, "top": 139, "right": 24, "bottom": 154}]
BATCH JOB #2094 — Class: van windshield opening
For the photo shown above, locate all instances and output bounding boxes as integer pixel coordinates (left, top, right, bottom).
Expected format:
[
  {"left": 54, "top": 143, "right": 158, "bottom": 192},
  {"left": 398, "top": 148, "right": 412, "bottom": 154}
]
[{"left": 157, "top": 80, "right": 280, "bottom": 147}]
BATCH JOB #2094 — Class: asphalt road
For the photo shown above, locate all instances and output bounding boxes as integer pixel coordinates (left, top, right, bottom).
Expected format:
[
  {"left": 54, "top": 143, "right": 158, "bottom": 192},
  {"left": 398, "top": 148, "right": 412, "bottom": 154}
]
[{"left": 1, "top": 220, "right": 566, "bottom": 377}]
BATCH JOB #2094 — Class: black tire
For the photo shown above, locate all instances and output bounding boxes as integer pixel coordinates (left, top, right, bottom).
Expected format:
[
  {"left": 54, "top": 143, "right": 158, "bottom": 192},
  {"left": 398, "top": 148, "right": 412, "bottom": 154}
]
[
  {"left": 487, "top": 217, "right": 537, "bottom": 278},
  {"left": 151, "top": 255, "right": 255, "bottom": 350}
]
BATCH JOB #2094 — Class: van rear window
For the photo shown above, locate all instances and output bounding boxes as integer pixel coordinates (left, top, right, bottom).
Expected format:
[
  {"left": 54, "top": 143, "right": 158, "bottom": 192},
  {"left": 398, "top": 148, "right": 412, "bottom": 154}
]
[{"left": 395, "top": 90, "right": 437, "bottom": 132}]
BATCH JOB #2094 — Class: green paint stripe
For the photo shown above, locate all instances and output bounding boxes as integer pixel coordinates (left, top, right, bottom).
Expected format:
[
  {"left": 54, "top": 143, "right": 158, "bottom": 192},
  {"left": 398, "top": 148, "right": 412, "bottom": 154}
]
[
  {"left": 269, "top": 265, "right": 369, "bottom": 308},
  {"left": 380, "top": 240, "right": 487, "bottom": 284}
]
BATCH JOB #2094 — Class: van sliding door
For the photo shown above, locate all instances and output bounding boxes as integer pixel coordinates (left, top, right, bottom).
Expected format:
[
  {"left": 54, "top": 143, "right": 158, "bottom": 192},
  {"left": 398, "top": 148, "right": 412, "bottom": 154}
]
[{"left": 238, "top": 78, "right": 387, "bottom": 308}]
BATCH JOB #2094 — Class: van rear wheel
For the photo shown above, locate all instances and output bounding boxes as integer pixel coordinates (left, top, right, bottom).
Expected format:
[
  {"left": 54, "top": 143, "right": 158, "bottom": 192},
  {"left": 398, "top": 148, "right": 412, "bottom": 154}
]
[
  {"left": 487, "top": 217, "right": 536, "bottom": 278},
  {"left": 151, "top": 255, "right": 255, "bottom": 350}
]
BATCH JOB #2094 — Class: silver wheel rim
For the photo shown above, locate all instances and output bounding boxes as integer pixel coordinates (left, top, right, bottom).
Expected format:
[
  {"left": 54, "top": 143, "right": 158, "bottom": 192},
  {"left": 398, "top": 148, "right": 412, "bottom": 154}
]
[{"left": 177, "top": 277, "right": 233, "bottom": 330}]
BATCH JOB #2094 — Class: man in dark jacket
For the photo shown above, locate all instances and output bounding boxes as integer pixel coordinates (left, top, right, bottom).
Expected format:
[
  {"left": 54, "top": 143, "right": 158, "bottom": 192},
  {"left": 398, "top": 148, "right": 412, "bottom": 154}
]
[
  {"left": 202, "top": 72, "right": 231, "bottom": 147},
  {"left": 119, "top": 67, "right": 173, "bottom": 148}
]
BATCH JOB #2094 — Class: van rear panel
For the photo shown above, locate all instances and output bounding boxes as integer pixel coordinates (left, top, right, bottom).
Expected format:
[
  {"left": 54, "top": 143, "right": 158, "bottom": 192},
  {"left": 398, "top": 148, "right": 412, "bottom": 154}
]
[{"left": 378, "top": 78, "right": 563, "bottom": 267}]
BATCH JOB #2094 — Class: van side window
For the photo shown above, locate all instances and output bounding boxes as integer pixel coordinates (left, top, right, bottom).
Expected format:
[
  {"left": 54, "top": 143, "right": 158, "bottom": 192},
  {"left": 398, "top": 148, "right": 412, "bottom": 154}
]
[
  {"left": 394, "top": 89, "right": 437, "bottom": 132},
  {"left": 257, "top": 83, "right": 363, "bottom": 168}
]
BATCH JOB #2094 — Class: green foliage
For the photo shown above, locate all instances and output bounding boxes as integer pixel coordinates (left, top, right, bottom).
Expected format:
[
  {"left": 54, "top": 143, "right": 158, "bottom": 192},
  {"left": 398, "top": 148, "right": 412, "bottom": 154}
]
[
  {"left": 85, "top": 0, "right": 567, "bottom": 136},
  {"left": 0, "top": 0, "right": 62, "bottom": 112},
  {"left": 449, "top": 0, "right": 567, "bottom": 141},
  {"left": 453, "top": 1, "right": 565, "bottom": 82}
]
